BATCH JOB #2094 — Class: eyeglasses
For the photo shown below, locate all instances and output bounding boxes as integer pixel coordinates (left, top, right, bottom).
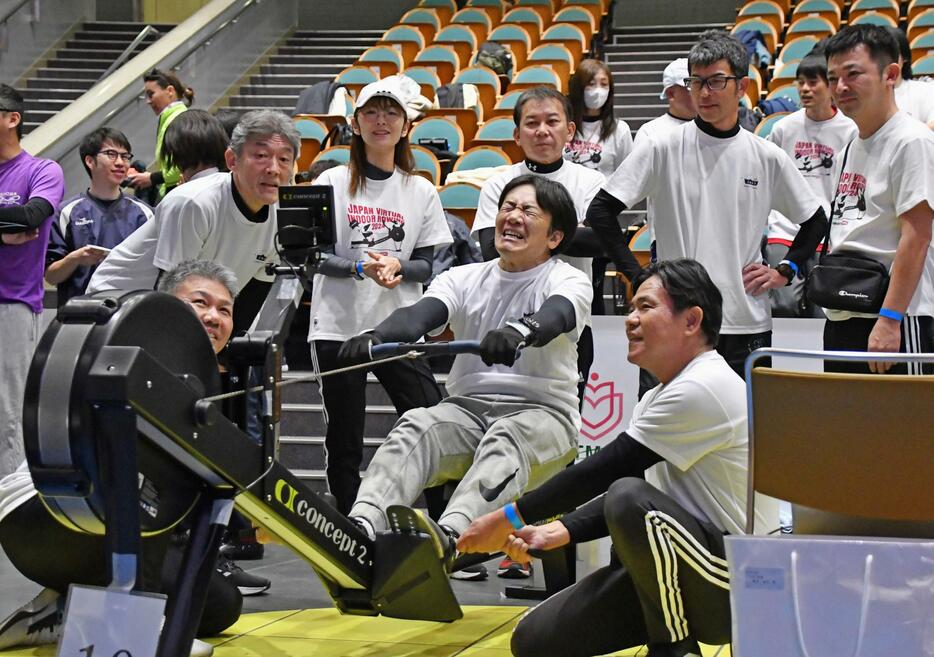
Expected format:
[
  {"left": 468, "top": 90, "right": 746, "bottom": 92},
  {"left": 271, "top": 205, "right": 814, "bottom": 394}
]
[
  {"left": 684, "top": 75, "right": 740, "bottom": 92},
  {"left": 498, "top": 201, "right": 543, "bottom": 221},
  {"left": 98, "top": 149, "right": 134, "bottom": 163}
]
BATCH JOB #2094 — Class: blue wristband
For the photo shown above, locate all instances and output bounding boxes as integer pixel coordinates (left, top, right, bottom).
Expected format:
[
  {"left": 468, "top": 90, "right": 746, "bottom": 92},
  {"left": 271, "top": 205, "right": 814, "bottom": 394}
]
[
  {"left": 503, "top": 503, "right": 524, "bottom": 530},
  {"left": 879, "top": 308, "right": 904, "bottom": 322},
  {"left": 354, "top": 260, "right": 364, "bottom": 279},
  {"left": 779, "top": 259, "right": 799, "bottom": 276}
]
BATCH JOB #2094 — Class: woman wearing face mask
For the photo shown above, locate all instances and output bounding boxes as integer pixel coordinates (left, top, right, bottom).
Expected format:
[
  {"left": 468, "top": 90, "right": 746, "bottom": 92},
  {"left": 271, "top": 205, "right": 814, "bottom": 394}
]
[
  {"left": 308, "top": 78, "right": 453, "bottom": 516},
  {"left": 564, "top": 59, "right": 633, "bottom": 177}
]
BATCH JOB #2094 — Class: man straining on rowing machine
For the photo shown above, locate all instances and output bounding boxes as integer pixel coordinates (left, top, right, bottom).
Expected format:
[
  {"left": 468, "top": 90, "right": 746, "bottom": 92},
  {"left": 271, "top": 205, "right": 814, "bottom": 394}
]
[
  {"left": 338, "top": 174, "right": 592, "bottom": 563},
  {"left": 0, "top": 260, "right": 245, "bottom": 657}
]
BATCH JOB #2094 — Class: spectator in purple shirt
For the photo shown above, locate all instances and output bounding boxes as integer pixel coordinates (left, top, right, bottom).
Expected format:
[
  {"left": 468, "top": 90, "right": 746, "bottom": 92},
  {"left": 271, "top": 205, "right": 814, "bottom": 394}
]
[{"left": 0, "top": 84, "right": 65, "bottom": 477}]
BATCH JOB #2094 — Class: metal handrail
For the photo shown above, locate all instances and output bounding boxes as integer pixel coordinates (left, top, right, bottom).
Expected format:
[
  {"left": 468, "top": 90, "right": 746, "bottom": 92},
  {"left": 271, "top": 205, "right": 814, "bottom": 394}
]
[
  {"left": 98, "top": 25, "right": 161, "bottom": 81},
  {"left": 743, "top": 347, "right": 934, "bottom": 535},
  {"left": 94, "top": 0, "right": 260, "bottom": 130},
  {"left": 0, "top": 0, "right": 33, "bottom": 26}
]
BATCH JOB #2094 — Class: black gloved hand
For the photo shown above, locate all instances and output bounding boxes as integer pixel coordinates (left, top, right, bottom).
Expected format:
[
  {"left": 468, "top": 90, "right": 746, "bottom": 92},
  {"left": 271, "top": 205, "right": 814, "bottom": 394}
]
[
  {"left": 338, "top": 333, "right": 382, "bottom": 366},
  {"left": 479, "top": 326, "right": 525, "bottom": 366}
]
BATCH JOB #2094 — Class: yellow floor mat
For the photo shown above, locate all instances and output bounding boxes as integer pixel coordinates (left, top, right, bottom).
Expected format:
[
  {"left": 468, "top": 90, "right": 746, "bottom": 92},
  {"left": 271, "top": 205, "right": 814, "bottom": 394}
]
[{"left": 0, "top": 607, "right": 731, "bottom": 656}]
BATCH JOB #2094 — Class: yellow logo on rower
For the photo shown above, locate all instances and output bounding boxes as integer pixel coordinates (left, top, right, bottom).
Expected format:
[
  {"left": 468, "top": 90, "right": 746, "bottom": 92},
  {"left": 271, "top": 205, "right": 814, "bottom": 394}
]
[{"left": 274, "top": 479, "right": 299, "bottom": 513}]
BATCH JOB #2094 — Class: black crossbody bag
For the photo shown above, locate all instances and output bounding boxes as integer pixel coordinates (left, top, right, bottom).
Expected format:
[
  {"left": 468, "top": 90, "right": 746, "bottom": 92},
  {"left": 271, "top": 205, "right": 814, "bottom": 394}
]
[{"left": 805, "top": 144, "right": 890, "bottom": 313}]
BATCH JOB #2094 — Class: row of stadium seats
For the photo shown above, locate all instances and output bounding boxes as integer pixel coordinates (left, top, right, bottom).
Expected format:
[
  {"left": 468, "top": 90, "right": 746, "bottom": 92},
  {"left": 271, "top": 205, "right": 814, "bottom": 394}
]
[
  {"left": 289, "top": 0, "right": 612, "bottom": 183},
  {"left": 734, "top": 0, "right": 934, "bottom": 111}
]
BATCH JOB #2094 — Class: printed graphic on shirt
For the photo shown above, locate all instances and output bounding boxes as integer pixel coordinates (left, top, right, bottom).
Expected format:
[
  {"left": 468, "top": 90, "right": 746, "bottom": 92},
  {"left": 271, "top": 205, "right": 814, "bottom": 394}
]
[
  {"left": 564, "top": 139, "right": 604, "bottom": 167},
  {"left": 832, "top": 171, "right": 867, "bottom": 225},
  {"left": 0, "top": 191, "right": 22, "bottom": 205},
  {"left": 794, "top": 140, "right": 835, "bottom": 174},
  {"left": 347, "top": 203, "right": 406, "bottom": 251}
]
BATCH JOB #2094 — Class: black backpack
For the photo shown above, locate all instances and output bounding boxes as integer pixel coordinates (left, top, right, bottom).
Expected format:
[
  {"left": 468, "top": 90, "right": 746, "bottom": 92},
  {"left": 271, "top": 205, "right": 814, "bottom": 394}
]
[
  {"left": 321, "top": 122, "right": 353, "bottom": 149},
  {"left": 476, "top": 41, "right": 513, "bottom": 78}
]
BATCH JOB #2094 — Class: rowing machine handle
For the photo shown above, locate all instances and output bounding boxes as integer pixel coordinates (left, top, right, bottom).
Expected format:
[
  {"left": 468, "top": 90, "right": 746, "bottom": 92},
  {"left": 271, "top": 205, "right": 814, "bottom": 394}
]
[{"left": 371, "top": 340, "right": 483, "bottom": 358}]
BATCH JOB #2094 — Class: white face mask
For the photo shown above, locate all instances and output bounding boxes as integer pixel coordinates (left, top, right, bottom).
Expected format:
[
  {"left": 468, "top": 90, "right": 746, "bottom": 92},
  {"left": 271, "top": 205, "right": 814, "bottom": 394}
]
[{"left": 584, "top": 86, "right": 609, "bottom": 110}]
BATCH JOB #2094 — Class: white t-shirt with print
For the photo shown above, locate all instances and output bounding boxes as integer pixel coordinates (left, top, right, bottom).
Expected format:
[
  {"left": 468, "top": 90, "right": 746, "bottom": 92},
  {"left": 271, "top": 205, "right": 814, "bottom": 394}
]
[
  {"left": 471, "top": 159, "right": 605, "bottom": 281},
  {"left": 826, "top": 111, "right": 934, "bottom": 320},
  {"left": 308, "top": 166, "right": 452, "bottom": 341},
  {"left": 563, "top": 118, "right": 633, "bottom": 178},
  {"left": 426, "top": 258, "right": 592, "bottom": 426},
  {"left": 628, "top": 350, "right": 779, "bottom": 535},
  {"left": 634, "top": 112, "right": 693, "bottom": 240},
  {"left": 602, "top": 121, "right": 825, "bottom": 334},
  {"left": 766, "top": 109, "right": 858, "bottom": 243},
  {"left": 88, "top": 173, "right": 279, "bottom": 293},
  {"left": 894, "top": 78, "right": 934, "bottom": 125}
]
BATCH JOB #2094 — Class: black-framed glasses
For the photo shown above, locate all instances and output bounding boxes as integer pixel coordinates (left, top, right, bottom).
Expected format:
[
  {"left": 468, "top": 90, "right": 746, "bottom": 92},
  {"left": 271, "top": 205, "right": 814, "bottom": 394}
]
[
  {"left": 98, "top": 149, "right": 134, "bottom": 163},
  {"left": 684, "top": 75, "right": 740, "bottom": 92}
]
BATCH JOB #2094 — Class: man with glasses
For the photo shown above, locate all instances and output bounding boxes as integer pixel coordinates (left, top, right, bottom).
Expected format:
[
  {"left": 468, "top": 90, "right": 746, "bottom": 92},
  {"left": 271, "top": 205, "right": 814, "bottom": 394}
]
[
  {"left": 0, "top": 84, "right": 64, "bottom": 478},
  {"left": 45, "top": 128, "right": 153, "bottom": 306},
  {"left": 87, "top": 109, "right": 299, "bottom": 298},
  {"left": 587, "top": 31, "right": 830, "bottom": 377}
]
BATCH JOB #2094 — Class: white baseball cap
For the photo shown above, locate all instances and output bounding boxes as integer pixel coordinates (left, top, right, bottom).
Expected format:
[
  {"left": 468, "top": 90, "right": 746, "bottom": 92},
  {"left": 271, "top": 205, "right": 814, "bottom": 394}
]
[
  {"left": 659, "top": 57, "right": 690, "bottom": 99},
  {"left": 355, "top": 78, "right": 406, "bottom": 112}
]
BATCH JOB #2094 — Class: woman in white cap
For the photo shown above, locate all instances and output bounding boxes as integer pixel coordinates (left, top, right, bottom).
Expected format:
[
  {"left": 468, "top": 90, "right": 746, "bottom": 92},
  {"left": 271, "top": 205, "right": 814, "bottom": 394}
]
[
  {"left": 308, "top": 78, "right": 453, "bottom": 515},
  {"left": 564, "top": 59, "right": 633, "bottom": 178}
]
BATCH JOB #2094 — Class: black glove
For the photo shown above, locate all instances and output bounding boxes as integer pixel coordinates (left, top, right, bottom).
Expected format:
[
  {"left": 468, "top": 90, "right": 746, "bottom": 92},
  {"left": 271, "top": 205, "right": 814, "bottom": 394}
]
[
  {"left": 338, "top": 333, "right": 382, "bottom": 366},
  {"left": 479, "top": 326, "right": 525, "bottom": 366}
]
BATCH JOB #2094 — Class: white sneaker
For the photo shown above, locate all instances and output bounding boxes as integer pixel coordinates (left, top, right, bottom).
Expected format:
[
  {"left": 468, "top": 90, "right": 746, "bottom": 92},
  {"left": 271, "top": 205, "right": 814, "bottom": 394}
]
[
  {"left": 0, "top": 588, "right": 62, "bottom": 649},
  {"left": 190, "top": 638, "right": 214, "bottom": 656}
]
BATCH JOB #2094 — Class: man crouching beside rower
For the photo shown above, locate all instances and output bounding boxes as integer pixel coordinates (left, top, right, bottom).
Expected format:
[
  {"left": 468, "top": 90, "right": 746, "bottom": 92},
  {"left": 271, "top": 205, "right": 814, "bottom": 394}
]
[
  {"left": 337, "top": 174, "right": 592, "bottom": 558},
  {"left": 458, "top": 258, "right": 779, "bottom": 657}
]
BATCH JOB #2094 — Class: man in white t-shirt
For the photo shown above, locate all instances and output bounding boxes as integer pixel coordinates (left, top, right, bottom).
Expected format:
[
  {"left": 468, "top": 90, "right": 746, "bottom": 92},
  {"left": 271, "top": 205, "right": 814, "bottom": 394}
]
[
  {"left": 887, "top": 26, "right": 934, "bottom": 130},
  {"left": 587, "top": 30, "right": 830, "bottom": 377},
  {"left": 765, "top": 46, "right": 858, "bottom": 317},
  {"left": 457, "top": 259, "right": 778, "bottom": 657},
  {"left": 820, "top": 25, "right": 934, "bottom": 374},
  {"left": 87, "top": 110, "right": 300, "bottom": 315},
  {"left": 338, "top": 175, "right": 591, "bottom": 552},
  {"left": 635, "top": 57, "right": 697, "bottom": 148},
  {"left": 471, "top": 86, "right": 606, "bottom": 402}
]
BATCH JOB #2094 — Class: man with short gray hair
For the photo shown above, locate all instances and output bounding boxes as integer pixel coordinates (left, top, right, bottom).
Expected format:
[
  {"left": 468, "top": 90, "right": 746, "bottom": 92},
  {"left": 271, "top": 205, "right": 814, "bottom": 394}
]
[{"left": 88, "top": 109, "right": 300, "bottom": 296}]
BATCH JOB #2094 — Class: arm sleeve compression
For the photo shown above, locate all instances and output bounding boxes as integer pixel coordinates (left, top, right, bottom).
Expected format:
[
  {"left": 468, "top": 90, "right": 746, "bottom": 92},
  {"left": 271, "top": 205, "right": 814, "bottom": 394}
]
[
  {"left": 785, "top": 207, "right": 828, "bottom": 269},
  {"left": 585, "top": 190, "right": 643, "bottom": 281},
  {"left": 0, "top": 198, "right": 55, "bottom": 233},
  {"left": 371, "top": 297, "right": 450, "bottom": 342},
  {"left": 477, "top": 227, "right": 497, "bottom": 262}
]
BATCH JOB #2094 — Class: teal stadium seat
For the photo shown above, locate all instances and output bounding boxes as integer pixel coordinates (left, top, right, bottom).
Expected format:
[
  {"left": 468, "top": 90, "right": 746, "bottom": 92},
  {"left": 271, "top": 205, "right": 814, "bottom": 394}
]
[
  {"left": 754, "top": 111, "right": 792, "bottom": 138},
  {"left": 453, "top": 145, "right": 512, "bottom": 171}
]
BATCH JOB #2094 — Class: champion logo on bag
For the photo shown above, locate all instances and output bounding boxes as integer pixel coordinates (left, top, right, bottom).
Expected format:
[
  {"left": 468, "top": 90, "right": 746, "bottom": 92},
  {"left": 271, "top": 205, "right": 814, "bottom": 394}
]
[{"left": 839, "top": 290, "right": 869, "bottom": 299}]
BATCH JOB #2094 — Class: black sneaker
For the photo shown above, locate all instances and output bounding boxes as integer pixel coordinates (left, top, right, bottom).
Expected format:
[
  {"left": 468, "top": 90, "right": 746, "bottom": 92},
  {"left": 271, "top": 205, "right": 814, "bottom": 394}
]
[
  {"left": 216, "top": 558, "right": 271, "bottom": 596},
  {"left": 0, "top": 588, "right": 62, "bottom": 649},
  {"left": 219, "top": 528, "right": 265, "bottom": 561},
  {"left": 450, "top": 563, "right": 489, "bottom": 581}
]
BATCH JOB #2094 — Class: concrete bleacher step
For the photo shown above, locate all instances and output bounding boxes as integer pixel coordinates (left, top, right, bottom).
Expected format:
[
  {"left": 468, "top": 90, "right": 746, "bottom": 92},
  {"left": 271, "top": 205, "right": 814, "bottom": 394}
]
[
  {"left": 221, "top": 28, "right": 388, "bottom": 116},
  {"left": 21, "top": 21, "right": 171, "bottom": 135}
]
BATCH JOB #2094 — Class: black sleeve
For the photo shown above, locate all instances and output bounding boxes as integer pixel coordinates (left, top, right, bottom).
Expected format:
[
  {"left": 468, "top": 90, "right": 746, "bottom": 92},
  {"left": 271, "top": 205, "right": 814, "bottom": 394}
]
[
  {"left": 398, "top": 245, "right": 434, "bottom": 284},
  {"left": 0, "top": 198, "right": 55, "bottom": 232},
  {"left": 785, "top": 206, "right": 828, "bottom": 269},
  {"left": 523, "top": 295, "right": 577, "bottom": 347},
  {"left": 150, "top": 170, "right": 165, "bottom": 187},
  {"left": 317, "top": 245, "right": 356, "bottom": 278},
  {"left": 515, "top": 432, "right": 664, "bottom": 531},
  {"left": 371, "top": 297, "right": 450, "bottom": 342},
  {"left": 585, "top": 189, "right": 643, "bottom": 282},
  {"left": 477, "top": 227, "right": 497, "bottom": 262},
  {"left": 560, "top": 227, "right": 605, "bottom": 258},
  {"left": 558, "top": 495, "right": 609, "bottom": 544}
]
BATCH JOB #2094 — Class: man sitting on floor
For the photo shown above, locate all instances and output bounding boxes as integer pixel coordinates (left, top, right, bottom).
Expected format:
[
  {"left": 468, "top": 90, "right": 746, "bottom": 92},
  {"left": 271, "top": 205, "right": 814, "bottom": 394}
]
[
  {"left": 458, "top": 259, "right": 779, "bottom": 657},
  {"left": 0, "top": 260, "right": 249, "bottom": 657},
  {"left": 338, "top": 175, "right": 592, "bottom": 556}
]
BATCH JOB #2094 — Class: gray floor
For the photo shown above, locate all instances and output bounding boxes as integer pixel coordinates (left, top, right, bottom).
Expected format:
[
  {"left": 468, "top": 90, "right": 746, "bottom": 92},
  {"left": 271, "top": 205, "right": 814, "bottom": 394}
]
[{"left": 0, "top": 541, "right": 607, "bottom": 621}]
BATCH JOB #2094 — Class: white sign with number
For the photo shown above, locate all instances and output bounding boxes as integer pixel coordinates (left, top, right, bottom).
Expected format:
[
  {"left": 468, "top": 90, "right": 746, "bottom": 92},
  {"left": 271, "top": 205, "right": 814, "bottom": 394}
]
[{"left": 57, "top": 585, "right": 166, "bottom": 657}]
